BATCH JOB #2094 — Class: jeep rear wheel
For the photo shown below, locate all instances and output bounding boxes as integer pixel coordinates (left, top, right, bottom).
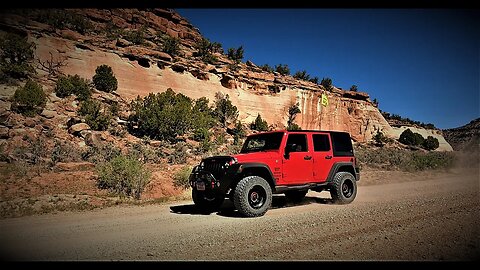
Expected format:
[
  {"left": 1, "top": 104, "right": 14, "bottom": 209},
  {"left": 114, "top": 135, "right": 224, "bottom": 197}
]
[
  {"left": 330, "top": 172, "right": 357, "bottom": 204},
  {"left": 233, "top": 176, "right": 272, "bottom": 217},
  {"left": 285, "top": 190, "right": 308, "bottom": 203},
  {"left": 192, "top": 189, "right": 224, "bottom": 210}
]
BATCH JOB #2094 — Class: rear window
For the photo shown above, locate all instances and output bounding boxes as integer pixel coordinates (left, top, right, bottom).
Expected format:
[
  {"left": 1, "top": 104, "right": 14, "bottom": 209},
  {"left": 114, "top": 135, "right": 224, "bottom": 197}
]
[{"left": 330, "top": 132, "right": 354, "bottom": 157}]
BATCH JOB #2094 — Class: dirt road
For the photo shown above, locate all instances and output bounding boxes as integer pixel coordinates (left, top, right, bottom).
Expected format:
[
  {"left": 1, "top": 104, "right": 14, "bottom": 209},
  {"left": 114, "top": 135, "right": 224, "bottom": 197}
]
[{"left": 0, "top": 171, "right": 478, "bottom": 261}]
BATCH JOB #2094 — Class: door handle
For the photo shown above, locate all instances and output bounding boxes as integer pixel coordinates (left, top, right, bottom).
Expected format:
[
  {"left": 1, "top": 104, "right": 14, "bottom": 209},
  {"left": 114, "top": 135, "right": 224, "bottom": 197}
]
[
  {"left": 325, "top": 155, "right": 332, "bottom": 159},
  {"left": 304, "top": 155, "right": 312, "bottom": 160}
]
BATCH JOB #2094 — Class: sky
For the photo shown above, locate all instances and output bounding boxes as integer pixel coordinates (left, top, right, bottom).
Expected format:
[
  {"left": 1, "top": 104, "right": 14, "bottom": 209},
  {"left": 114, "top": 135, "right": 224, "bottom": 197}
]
[{"left": 176, "top": 9, "right": 479, "bottom": 129}]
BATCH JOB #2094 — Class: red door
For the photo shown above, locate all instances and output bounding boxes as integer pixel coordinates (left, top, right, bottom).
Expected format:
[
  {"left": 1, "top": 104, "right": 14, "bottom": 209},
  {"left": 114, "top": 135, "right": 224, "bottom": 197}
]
[
  {"left": 282, "top": 133, "right": 313, "bottom": 185},
  {"left": 311, "top": 133, "right": 334, "bottom": 182}
]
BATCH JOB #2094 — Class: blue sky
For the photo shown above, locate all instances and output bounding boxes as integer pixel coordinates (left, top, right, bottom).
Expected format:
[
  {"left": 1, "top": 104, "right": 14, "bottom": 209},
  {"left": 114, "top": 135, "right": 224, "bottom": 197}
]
[{"left": 176, "top": 9, "right": 479, "bottom": 129}]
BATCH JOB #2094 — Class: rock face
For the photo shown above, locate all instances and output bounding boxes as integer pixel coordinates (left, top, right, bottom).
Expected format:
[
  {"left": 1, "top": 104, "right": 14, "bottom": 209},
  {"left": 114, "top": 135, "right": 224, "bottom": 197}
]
[
  {"left": 389, "top": 126, "right": 453, "bottom": 152},
  {"left": 68, "top": 123, "right": 90, "bottom": 134},
  {"left": 0, "top": 8, "right": 453, "bottom": 147},
  {"left": 443, "top": 118, "right": 480, "bottom": 152}
]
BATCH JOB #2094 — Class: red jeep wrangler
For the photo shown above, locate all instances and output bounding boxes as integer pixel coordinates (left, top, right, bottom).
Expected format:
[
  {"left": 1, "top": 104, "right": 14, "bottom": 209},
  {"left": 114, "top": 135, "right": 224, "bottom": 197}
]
[{"left": 189, "top": 130, "right": 360, "bottom": 217}]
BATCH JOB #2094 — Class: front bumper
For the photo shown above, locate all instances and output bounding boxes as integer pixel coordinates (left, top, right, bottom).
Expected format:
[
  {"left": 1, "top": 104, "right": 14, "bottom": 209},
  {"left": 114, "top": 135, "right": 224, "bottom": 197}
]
[{"left": 189, "top": 170, "right": 221, "bottom": 191}]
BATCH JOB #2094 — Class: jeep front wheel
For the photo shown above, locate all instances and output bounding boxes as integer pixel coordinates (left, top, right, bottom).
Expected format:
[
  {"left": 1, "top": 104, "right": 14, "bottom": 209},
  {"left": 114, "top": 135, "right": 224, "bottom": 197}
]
[
  {"left": 233, "top": 176, "right": 272, "bottom": 217},
  {"left": 192, "top": 189, "right": 224, "bottom": 210},
  {"left": 330, "top": 172, "right": 357, "bottom": 204}
]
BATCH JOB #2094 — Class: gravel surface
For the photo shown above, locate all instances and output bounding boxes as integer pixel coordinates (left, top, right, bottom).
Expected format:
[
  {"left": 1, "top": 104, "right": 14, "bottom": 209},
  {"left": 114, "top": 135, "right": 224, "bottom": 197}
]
[{"left": 0, "top": 171, "right": 478, "bottom": 261}]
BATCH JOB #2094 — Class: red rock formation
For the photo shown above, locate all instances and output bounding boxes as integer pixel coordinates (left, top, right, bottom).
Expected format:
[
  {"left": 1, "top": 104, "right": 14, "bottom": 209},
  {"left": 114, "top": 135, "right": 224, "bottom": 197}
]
[{"left": 0, "top": 8, "right": 447, "bottom": 145}]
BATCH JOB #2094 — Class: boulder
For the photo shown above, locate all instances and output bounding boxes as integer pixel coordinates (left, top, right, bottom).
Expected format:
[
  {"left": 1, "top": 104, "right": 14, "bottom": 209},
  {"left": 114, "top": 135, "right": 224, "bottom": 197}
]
[
  {"left": 40, "top": 110, "right": 57, "bottom": 119},
  {"left": 66, "top": 117, "right": 82, "bottom": 128},
  {"left": 84, "top": 132, "right": 103, "bottom": 147},
  {"left": 48, "top": 92, "right": 62, "bottom": 103},
  {"left": 68, "top": 123, "right": 90, "bottom": 134},
  {"left": 149, "top": 140, "right": 162, "bottom": 147},
  {"left": 24, "top": 118, "right": 36, "bottom": 128},
  {"left": 157, "top": 52, "right": 173, "bottom": 62},
  {"left": 116, "top": 38, "right": 133, "bottom": 47},
  {"left": 79, "top": 130, "right": 91, "bottom": 138}
]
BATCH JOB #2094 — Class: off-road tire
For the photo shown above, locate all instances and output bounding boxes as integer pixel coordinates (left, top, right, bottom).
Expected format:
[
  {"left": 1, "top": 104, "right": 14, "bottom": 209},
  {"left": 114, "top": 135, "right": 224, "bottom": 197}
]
[
  {"left": 192, "top": 189, "right": 224, "bottom": 210},
  {"left": 285, "top": 190, "right": 308, "bottom": 203},
  {"left": 233, "top": 176, "right": 272, "bottom": 217},
  {"left": 330, "top": 172, "right": 357, "bottom": 204}
]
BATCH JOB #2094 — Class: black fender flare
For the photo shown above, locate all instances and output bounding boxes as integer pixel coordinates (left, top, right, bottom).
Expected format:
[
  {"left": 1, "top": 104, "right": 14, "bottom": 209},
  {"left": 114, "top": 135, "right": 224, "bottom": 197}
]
[
  {"left": 325, "top": 162, "right": 358, "bottom": 183},
  {"left": 229, "top": 162, "right": 276, "bottom": 189}
]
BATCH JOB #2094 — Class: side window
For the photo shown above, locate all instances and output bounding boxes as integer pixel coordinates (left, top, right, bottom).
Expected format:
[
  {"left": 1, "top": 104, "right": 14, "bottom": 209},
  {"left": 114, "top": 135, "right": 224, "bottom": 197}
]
[
  {"left": 286, "top": 134, "right": 308, "bottom": 152},
  {"left": 313, "top": 134, "right": 331, "bottom": 152}
]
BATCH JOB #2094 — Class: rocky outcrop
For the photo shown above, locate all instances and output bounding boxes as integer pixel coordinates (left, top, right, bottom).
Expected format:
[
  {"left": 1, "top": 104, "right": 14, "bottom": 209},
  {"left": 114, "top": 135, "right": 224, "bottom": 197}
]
[
  {"left": 68, "top": 123, "right": 90, "bottom": 134},
  {"left": 443, "top": 118, "right": 480, "bottom": 152},
  {"left": 389, "top": 126, "right": 453, "bottom": 152},
  {"left": 0, "top": 8, "right": 453, "bottom": 147}
]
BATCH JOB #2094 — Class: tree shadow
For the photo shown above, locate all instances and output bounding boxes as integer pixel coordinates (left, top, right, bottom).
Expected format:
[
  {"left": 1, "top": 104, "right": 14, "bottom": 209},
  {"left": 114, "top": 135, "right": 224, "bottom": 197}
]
[{"left": 169, "top": 194, "right": 334, "bottom": 218}]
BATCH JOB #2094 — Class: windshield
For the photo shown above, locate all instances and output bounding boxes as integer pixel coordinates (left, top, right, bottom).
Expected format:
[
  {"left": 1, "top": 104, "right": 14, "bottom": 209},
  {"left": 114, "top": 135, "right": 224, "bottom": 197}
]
[{"left": 240, "top": 132, "right": 284, "bottom": 153}]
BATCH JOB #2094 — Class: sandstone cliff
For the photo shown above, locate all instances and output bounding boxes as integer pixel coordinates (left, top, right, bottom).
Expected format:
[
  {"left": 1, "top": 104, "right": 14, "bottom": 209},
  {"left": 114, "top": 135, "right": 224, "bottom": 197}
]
[
  {"left": 0, "top": 8, "right": 449, "bottom": 148},
  {"left": 443, "top": 118, "right": 480, "bottom": 152}
]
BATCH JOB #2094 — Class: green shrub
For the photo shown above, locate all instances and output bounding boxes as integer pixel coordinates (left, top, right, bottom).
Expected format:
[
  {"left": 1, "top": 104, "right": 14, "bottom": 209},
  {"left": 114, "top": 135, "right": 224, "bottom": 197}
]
[
  {"left": 293, "top": 70, "right": 310, "bottom": 81},
  {"left": 12, "top": 80, "right": 46, "bottom": 117},
  {"left": 350, "top": 85, "right": 358, "bottom": 92},
  {"left": 92, "top": 64, "right": 118, "bottom": 93},
  {"left": 407, "top": 151, "right": 454, "bottom": 171},
  {"left": 168, "top": 142, "right": 188, "bottom": 164},
  {"left": 0, "top": 32, "right": 36, "bottom": 79},
  {"left": 321, "top": 77, "right": 333, "bottom": 91},
  {"left": 162, "top": 36, "right": 180, "bottom": 57},
  {"left": 399, "top": 129, "right": 424, "bottom": 146},
  {"left": 194, "top": 38, "right": 218, "bottom": 64},
  {"left": 78, "top": 99, "right": 111, "bottom": 131},
  {"left": 129, "top": 89, "right": 194, "bottom": 141},
  {"left": 250, "top": 114, "right": 269, "bottom": 131},
  {"left": 275, "top": 64, "right": 290, "bottom": 75},
  {"left": 355, "top": 147, "right": 455, "bottom": 172},
  {"left": 287, "top": 123, "right": 301, "bottom": 131},
  {"left": 193, "top": 127, "right": 210, "bottom": 142},
  {"left": 210, "top": 42, "right": 223, "bottom": 54},
  {"left": 286, "top": 102, "right": 301, "bottom": 130},
  {"left": 51, "top": 140, "right": 82, "bottom": 165},
  {"left": 260, "top": 64, "right": 274, "bottom": 73},
  {"left": 192, "top": 97, "right": 216, "bottom": 135},
  {"left": 173, "top": 165, "right": 192, "bottom": 189},
  {"left": 82, "top": 143, "right": 121, "bottom": 164},
  {"left": 227, "top": 46, "right": 244, "bottom": 62},
  {"left": 124, "top": 27, "right": 145, "bottom": 45},
  {"left": 422, "top": 136, "right": 439, "bottom": 151},
  {"left": 213, "top": 92, "right": 238, "bottom": 128},
  {"left": 309, "top": 77, "right": 319, "bottom": 84},
  {"left": 232, "top": 121, "right": 246, "bottom": 145},
  {"left": 32, "top": 9, "right": 92, "bottom": 34},
  {"left": 96, "top": 155, "right": 151, "bottom": 199},
  {"left": 109, "top": 101, "right": 119, "bottom": 116},
  {"left": 128, "top": 142, "right": 162, "bottom": 163},
  {"left": 55, "top": 74, "right": 91, "bottom": 100},
  {"left": 373, "top": 131, "right": 393, "bottom": 146}
]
